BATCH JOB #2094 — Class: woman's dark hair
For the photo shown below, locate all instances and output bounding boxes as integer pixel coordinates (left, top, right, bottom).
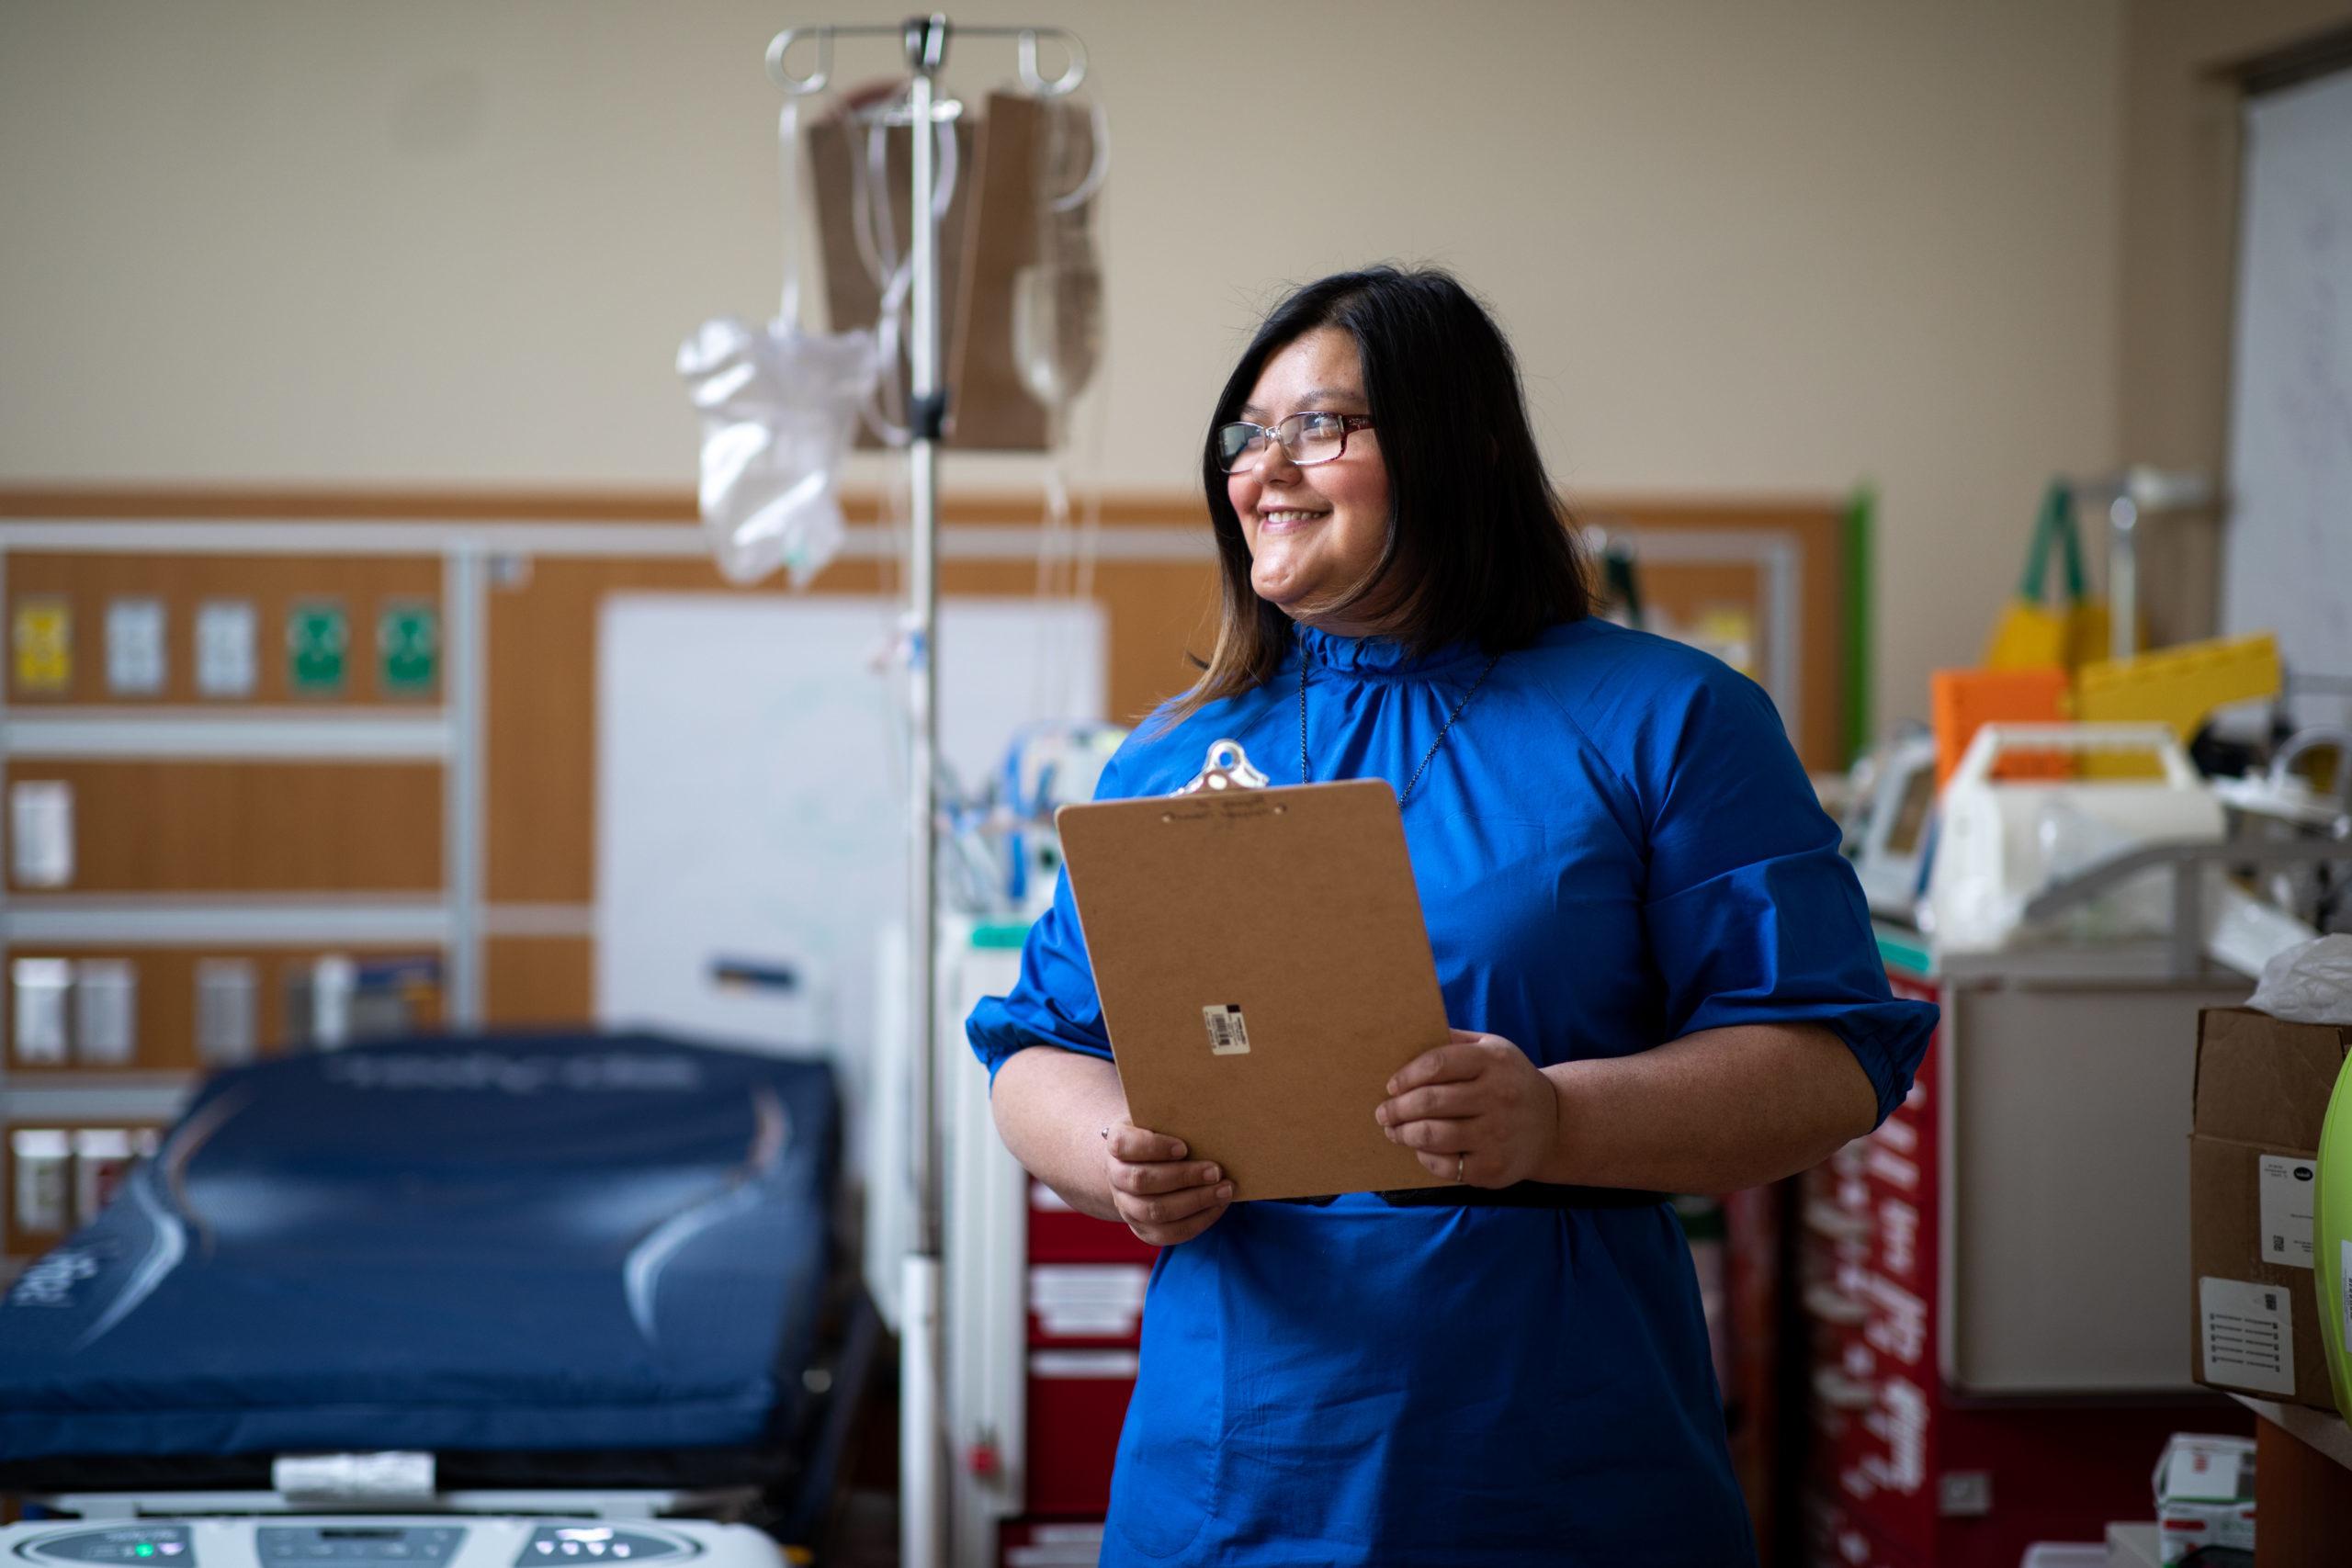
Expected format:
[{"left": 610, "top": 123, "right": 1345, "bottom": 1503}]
[{"left": 1163, "top": 265, "right": 1589, "bottom": 727}]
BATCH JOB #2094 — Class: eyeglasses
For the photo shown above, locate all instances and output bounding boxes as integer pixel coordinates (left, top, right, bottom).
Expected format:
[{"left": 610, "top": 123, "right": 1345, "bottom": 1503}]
[{"left": 1212, "top": 412, "right": 1374, "bottom": 474}]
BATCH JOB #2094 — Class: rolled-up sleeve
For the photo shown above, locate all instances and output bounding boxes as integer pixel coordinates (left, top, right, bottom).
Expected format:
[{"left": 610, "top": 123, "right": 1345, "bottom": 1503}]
[
  {"left": 1639, "top": 666, "right": 1937, "bottom": 1125},
  {"left": 965, "top": 866, "right": 1115, "bottom": 1083},
  {"left": 965, "top": 755, "right": 1126, "bottom": 1083}
]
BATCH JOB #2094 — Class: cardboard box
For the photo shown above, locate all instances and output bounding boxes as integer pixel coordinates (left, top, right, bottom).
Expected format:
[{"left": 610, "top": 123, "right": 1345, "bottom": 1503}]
[
  {"left": 2188, "top": 1007, "right": 2352, "bottom": 1410},
  {"left": 2150, "top": 1432, "right": 2256, "bottom": 1563}
]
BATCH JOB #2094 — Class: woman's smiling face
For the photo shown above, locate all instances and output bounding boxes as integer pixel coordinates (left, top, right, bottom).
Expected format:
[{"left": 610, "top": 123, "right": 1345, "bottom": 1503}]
[{"left": 1226, "top": 327, "right": 1393, "bottom": 634}]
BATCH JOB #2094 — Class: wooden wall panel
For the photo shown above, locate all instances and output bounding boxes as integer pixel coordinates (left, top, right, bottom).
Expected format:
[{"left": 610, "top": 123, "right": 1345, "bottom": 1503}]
[
  {"left": 3, "top": 945, "right": 445, "bottom": 1073},
  {"left": 484, "top": 936, "right": 594, "bottom": 1026},
  {"left": 0, "top": 491, "right": 1846, "bottom": 1021},
  {"left": 1088, "top": 558, "right": 1222, "bottom": 725},
  {"left": 3, "top": 761, "right": 443, "bottom": 893},
  {"left": 6, "top": 554, "right": 442, "bottom": 705}
]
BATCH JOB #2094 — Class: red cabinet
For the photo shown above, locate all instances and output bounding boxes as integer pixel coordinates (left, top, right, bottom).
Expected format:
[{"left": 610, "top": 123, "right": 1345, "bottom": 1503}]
[
  {"left": 1006, "top": 1182, "right": 1154, "bottom": 1535},
  {"left": 1799, "top": 968, "right": 2244, "bottom": 1566},
  {"left": 1023, "top": 1352, "right": 1139, "bottom": 1517}
]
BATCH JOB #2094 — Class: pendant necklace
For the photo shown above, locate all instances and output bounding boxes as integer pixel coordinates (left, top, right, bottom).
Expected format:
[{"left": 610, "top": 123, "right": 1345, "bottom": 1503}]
[{"left": 1297, "top": 647, "right": 1504, "bottom": 807}]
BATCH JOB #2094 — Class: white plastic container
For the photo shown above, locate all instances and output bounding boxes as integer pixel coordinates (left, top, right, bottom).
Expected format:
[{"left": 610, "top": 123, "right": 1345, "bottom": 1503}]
[
  {"left": 1925, "top": 723, "right": 2224, "bottom": 954},
  {"left": 2016, "top": 1547, "right": 2106, "bottom": 1568}
]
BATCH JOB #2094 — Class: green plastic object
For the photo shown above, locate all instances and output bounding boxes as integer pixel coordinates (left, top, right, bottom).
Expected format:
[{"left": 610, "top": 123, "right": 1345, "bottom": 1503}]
[
  {"left": 1873, "top": 928, "right": 1932, "bottom": 981},
  {"left": 2317, "top": 1047, "right": 2352, "bottom": 1426},
  {"left": 1842, "top": 483, "right": 1876, "bottom": 768}
]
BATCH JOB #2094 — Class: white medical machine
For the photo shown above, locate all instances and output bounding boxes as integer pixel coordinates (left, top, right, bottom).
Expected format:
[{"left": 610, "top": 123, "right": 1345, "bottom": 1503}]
[{"left": 0, "top": 1520, "right": 782, "bottom": 1568}]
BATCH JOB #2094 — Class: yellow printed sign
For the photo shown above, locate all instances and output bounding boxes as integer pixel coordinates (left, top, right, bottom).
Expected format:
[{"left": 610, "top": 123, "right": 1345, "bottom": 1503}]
[{"left": 13, "top": 600, "right": 72, "bottom": 694}]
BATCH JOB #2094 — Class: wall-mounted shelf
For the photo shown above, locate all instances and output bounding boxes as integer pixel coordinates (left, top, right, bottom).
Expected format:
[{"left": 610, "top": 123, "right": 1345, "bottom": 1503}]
[
  {"left": 1, "top": 896, "right": 453, "bottom": 946},
  {"left": 4, "top": 709, "right": 453, "bottom": 761},
  {"left": 2230, "top": 1393, "right": 2352, "bottom": 1472}
]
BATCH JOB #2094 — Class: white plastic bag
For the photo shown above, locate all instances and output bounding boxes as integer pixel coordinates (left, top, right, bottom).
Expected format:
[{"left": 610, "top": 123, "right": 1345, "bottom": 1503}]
[
  {"left": 678, "top": 315, "right": 877, "bottom": 585},
  {"left": 679, "top": 97, "right": 881, "bottom": 587},
  {"left": 2249, "top": 934, "right": 2352, "bottom": 1024}
]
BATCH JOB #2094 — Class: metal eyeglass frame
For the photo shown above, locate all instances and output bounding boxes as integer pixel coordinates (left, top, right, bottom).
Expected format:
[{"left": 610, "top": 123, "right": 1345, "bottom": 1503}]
[{"left": 1213, "top": 412, "right": 1375, "bottom": 473}]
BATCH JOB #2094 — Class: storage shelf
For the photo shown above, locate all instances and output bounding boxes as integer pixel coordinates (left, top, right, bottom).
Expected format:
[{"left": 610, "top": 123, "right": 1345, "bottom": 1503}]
[
  {"left": 0, "top": 521, "right": 490, "bottom": 1025},
  {"left": 2229, "top": 1393, "right": 2352, "bottom": 1471},
  {"left": 2, "top": 894, "right": 451, "bottom": 945},
  {"left": 0, "top": 1078, "right": 195, "bottom": 1122},
  {"left": 0, "top": 706, "right": 451, "bottom": 760}
]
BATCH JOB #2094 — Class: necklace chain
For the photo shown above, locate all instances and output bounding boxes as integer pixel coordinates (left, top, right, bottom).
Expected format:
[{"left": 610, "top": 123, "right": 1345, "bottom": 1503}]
[{"left": 1298, "top": 648, "right": 1503, "bottom": 807}]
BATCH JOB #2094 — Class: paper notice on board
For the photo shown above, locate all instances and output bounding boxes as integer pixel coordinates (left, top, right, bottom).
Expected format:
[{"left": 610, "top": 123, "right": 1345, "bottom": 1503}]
[
  {"left": 2199, "top": 1276, "right": 2295, "bottom": 1397},
  {"left": 2258, "top": 1154, "right": 2319, "bottom": 1269},
  {"left": 9, "top": 781, "right": 74, "bottom": 887}
]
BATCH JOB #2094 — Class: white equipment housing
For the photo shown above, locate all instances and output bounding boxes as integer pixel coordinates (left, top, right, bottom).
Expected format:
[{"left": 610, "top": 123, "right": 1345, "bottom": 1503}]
[{"left": 0, "top": 1519, "right": 783, "bottom": 1568}]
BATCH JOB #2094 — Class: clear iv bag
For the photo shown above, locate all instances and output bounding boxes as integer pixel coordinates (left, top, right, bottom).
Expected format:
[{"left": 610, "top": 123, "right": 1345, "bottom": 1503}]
[{"left": 678, "top": 315, "right": 879, "bottom": 587}]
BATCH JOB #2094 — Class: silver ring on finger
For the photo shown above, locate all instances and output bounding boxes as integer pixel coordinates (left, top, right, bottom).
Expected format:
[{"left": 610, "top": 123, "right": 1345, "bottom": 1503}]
[{"left": 1455, "top": 1150, "right": 1466, "bottom": 1184}]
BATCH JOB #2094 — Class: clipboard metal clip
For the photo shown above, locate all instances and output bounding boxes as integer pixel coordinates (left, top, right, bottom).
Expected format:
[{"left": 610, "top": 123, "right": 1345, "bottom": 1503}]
[{"left": 1175, "top": 739, "right": 1270, "bottom": 795}]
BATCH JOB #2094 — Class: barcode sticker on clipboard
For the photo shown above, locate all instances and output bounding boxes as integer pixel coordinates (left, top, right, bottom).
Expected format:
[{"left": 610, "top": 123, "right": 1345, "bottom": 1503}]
[{"left": 1204, "top": 1004, "right": 1251, "bottom": 1055}]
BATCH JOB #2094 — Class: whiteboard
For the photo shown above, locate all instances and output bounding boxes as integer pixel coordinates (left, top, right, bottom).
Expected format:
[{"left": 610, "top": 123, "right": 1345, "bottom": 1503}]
[
  {"left": 594, "top": 593, "right": 1106, "bottom": 1163},
  {"left": 2223, "top": 68, "right": 2352, "bottom": 726}
]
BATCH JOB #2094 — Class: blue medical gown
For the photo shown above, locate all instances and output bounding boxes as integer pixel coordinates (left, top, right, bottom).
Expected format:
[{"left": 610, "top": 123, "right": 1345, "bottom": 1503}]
[{"left": 968, "top": 619, "right": 1937, "bottom": 1565}]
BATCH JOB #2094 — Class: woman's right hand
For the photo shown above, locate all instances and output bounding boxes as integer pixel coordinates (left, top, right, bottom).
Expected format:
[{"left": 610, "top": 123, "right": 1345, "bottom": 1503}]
[{"left": 1100, "top": 1122, "right": 1234, "bottom": 1245}]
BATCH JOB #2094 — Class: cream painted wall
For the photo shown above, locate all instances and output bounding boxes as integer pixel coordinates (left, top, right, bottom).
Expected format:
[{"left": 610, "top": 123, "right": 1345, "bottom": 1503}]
[{"left": 0, "top": 0, "right": 2125, "bottom": 735}]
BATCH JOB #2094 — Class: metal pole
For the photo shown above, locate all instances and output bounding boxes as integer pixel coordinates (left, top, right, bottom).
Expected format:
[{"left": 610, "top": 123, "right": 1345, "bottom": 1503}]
[
  {"left": 443, "top": 543, "right": 485, "bottom": 1027},
  {"left": 906, "top": 8, "right": 945, "bottom": 1271},
  {"left": 2107, "top": 491, "right": 2139, "bottom": 663},
  {"left": 901, "top": 21, "right": 950, "bottom": 1568},
  {"left": 755, "top": 27, "right": 1089, "bottom": 1561}
]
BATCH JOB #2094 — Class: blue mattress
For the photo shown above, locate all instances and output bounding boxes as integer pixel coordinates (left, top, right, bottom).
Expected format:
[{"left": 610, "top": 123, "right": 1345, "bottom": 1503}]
[{"left": 0, "top": 1032, "right": 840, "bottom": 1462}]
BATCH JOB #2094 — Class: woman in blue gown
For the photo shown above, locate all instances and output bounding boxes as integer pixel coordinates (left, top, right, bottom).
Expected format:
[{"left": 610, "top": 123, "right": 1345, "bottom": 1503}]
[{"left": 968, "top": 267, "right": 1938, "bottom": 1565}]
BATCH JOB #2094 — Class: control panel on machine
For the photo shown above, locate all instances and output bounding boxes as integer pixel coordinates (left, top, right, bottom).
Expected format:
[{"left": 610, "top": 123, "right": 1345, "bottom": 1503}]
[
  {"left": 16, "top": 1528, "right": 194, "bottom": 1563},
  {"left": 511, "top": 1531, "right": 684, "bottom": 1566},
  {"left": 6, "top": 1524, "right": 710, "bottom": 1568},
  {"left": 258, "top": 1529, "right": 465, "bottom": 1563}
]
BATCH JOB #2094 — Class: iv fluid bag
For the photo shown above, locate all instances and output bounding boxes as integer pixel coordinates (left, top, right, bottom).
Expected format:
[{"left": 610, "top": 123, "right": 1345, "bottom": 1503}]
[{"left": 679, "top": 316, "right": 880, "bottom": 586}]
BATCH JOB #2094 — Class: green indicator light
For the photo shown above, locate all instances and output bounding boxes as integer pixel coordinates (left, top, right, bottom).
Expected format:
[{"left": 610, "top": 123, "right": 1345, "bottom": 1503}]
[{"left": 137, "top": 1549, "right": 155, "bottom": 1558}]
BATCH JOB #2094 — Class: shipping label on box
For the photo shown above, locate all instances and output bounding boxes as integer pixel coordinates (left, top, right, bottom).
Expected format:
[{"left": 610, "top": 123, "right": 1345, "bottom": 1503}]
[
  {"left": 2256, "top": 1153, "right": 2318, "bottom": 1269},
  {"left": 2197, "top": 1276, "right": 2294, "bottom": 1397},
  {"left": 2188, "top": 1007, "right": 2352, "bottom": 1411}
]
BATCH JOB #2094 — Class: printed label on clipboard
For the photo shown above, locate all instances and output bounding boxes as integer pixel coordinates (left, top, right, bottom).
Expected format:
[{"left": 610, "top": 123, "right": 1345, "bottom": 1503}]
[{"left": 1204, "top": 1004, "right": 1251, "bottom": 1055}]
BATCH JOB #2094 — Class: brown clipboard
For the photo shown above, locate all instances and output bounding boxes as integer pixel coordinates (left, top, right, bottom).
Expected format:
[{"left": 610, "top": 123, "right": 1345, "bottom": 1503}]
[{"left": 1055, "top": 777, "right": 1454, "bottom": 1201}]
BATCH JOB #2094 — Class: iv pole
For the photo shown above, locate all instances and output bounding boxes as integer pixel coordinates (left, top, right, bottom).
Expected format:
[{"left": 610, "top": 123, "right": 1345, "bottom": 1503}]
[{"left": 764, "top": 18, "right": 1088, "bottom": 1568}]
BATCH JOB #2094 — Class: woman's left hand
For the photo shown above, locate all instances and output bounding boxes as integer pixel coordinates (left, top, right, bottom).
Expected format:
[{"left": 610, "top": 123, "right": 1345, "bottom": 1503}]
[{"left": 1375, "top": 1029, "right": 1561, "bottom": 1188}]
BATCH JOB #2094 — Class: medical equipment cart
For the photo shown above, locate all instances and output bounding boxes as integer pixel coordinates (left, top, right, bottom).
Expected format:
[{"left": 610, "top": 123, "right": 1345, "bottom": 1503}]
[{"left": 1803, "top": 931, "right": 2255, "bottom": 1566}]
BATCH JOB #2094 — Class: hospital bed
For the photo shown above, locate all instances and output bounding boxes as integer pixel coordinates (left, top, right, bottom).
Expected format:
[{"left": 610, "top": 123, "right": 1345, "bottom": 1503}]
[{"left": 0, "top": 1031, "right": 876, "bottom": 1556}]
